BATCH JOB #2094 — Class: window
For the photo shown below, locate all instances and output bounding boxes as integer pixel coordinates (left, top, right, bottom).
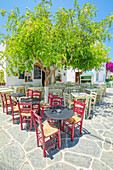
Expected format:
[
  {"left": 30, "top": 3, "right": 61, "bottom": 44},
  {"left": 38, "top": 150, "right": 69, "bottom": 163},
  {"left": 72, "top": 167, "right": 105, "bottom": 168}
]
[
  {"left": 18, "top": 71, "right": 25, "bottom": 79},
  {"left": 56, "top": 74, "right": 62, "bottom": 81},
  {"left": 34, "top": 63, "right": 41, "bottom": 79}
]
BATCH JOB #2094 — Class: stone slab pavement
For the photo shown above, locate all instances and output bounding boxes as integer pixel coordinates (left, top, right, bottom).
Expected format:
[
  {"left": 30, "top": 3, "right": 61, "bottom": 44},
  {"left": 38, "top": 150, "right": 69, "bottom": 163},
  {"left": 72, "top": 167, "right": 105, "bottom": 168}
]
[{"left": 0, "top": 88, "right": 113, "bottom": 170}]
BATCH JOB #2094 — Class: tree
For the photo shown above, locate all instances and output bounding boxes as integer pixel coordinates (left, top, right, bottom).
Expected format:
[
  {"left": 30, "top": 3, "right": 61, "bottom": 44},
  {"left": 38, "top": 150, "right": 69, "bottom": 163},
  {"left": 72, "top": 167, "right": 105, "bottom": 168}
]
[
  {"left": 63, "top": 1, "right": 113, "bottom": 80},
  {"left": 0, "top": 0, "right": 113, "bottom": 99},
  {"left": 0, "top": 0, "right": 67, "bottom": 101}
]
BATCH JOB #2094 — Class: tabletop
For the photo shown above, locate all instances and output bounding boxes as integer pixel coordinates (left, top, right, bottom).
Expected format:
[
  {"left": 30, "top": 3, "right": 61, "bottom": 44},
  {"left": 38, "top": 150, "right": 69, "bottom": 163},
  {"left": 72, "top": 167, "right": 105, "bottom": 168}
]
[
  {"left": 71, "top": 92, "right": 89, "bottom": 98},
  {"left": 46, "top": 106, "right": 73, "bottom": 120},
  {"left": 21, "top": 97, "right": 41, "bottom": 104},
  {"left": 85, "top": 88, "right": 97, "bottom": 92},
  {"left": 0, "top": 89, "right": 14, "bottom": 93},
  {"left": 9, "top": 93, "right": 26, "bottom": 98}
]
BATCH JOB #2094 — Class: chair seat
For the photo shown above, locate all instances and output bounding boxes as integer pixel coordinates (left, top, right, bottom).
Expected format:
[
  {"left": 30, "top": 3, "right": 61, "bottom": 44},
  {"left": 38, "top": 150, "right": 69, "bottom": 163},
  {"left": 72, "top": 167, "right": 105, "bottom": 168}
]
[
  {"left": 13, "top": 105, "right": 19, "bottom": 112},
  {"left": 4, "top": 100, "right": 10, "bottom": 105},
  {"left": 65, "top": 115, "right": 81, "bottom": 124},
  {"left": 40, "top": 103, "right": 51, "bottom": 108},
  {"left": 13, "top": 105, "right": 23, "bottom": 111},
  {"left": 65, "top": 100, "right": 74, "bottom": 105},
  {"left": 39, "top": 122, "right": 58, "bottom": 138},
  {"left": 21, "top": 112, "right": 31, "bottom": 117},
  {"left": 91, "top": 101, "right": 95, "bottom": 104}
]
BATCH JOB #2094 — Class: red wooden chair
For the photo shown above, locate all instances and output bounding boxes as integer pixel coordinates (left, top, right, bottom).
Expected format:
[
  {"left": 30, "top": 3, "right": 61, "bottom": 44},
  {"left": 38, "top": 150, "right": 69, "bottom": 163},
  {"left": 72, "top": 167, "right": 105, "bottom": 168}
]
[
  {"left": 9, "top": 96, "right": 20, "bottom": 124},
  {"left": 51, "top": 96, "right": 63, "bottom": 107},
  {"left": 0, "top": 92, "right": 7, "bottom": 114},
  {"left": 47, "top": 96, "right": 63, "bottom": 125},
  {"left": 63, "top": 100, "right": 86, "bottom": 141},
  {"left": 0, "top": 93, "right": 16, "bottom": 115},
  {"left": 32, "top": 90, "right": 42, "bottom": 113},
  {"left": 27, "top": 89, "right": 33, "bottom": 98},
  {"left": 31, "top": 110, "right": 61, "bottom": 157},
  {"left": 18, "top": 102, "right": 33, "bottom": 130},
  {"left": 20, "top": 89, "right": 33, "bottom": 101},
  {"left": 40, "top": 93, "right": 54, "bottom": 119},
  {"left": 33, "top": 90, "right": 42, "bottom": 98}
]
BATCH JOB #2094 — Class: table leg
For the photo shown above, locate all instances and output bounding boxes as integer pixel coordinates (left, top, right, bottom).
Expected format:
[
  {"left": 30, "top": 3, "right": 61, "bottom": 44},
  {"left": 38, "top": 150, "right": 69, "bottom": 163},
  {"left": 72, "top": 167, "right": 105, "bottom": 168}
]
[{"left": 57, "top": 120, "right": 61, "bottom": 129}]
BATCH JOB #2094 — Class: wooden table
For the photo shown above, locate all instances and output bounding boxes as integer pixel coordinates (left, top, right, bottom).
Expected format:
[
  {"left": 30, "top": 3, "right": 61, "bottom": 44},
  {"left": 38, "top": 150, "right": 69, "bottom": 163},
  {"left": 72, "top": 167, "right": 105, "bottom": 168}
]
[{"left": 46, "top": 106, "right": 74, "bottom": 129}]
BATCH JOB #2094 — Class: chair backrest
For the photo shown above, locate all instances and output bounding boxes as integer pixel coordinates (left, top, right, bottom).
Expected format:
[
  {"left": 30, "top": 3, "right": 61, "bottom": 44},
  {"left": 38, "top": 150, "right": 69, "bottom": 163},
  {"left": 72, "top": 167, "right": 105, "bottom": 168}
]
[
  {"left": 51, "top": 96, "right": 63, "bottom": 107},
  {"left": 31, "top": 110, "right": 45, "bottom": 143},
  {"left": 0, "top": 92, "right": 5, "bottom": 106},
  {"left": 85, "top": 96, "right": 90, "bottom": 108},
  {"left": 49, "top": 89, "right": 62, "bottom": 97},
  {"left": 63, "top": 93, "right": 72, "bottom": 108},
  {"left": 27, "top": 89, "right": 33, "bottom": 98},
  {"left": 48, "top": 93, "right": 54, "bottom": 104},
  {"left": 18, "top": 102, "right": 32, "bottom": 115},
  {"left": 3, "top": 93, "right": 9, "bottom": 106},
  {"left": 90, "top": 91, "right": 97, "bottom": 101},
  {"left": 73, "top": 100, "right": 86, "bottom": 120},
  {"left": 9, "top": 95, "right": 15, "bottom": 112},
  {"left": 32, "top": 90, "right": 41, "bottom": 99}
]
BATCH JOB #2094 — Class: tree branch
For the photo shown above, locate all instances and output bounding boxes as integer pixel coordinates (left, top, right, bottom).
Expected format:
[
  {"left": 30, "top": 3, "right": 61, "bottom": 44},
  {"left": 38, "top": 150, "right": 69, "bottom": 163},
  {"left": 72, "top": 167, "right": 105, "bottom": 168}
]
[
  {"left": 46, "top": 64, "right": 57, "bottom": 80},
  {"left": 33, "top": 53, "right": 46, "bottom": 72}
]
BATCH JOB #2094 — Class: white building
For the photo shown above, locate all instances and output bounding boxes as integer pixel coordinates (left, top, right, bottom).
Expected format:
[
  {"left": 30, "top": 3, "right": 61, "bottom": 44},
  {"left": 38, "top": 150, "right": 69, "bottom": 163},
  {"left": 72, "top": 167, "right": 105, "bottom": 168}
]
[{"left": 0, "top": 44, "right": 106, "bottom": 86}]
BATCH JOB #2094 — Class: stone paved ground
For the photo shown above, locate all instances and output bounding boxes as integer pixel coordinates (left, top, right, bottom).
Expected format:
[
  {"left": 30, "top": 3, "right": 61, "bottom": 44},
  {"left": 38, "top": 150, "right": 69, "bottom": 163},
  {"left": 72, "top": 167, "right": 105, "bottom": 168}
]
[{"left": 0, "top": 88, "right": 113, "bottom": 170}]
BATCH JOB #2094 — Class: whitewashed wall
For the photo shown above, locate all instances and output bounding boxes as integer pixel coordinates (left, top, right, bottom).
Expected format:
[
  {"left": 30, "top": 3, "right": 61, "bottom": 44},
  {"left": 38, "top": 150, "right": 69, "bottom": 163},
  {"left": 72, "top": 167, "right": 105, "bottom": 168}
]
[
  {"left": 5, "top": 60, "right": 42, "bottom": 86},
  {"left": 66, "top": 68, "right": 75, "bottom": 82},
  {"left": 93, "top": 64, "right": 106, "bottom": 82}
]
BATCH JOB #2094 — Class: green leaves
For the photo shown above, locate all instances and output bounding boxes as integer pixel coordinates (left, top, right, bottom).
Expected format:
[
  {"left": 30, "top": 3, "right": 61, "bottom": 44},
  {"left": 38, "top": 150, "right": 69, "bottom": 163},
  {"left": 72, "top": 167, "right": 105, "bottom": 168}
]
[
  {"left": 0, "top": 0, "right": 112, "bottom": 77},
  {"left": 0, "top": 9, "right": 7, "bottom": 17}
]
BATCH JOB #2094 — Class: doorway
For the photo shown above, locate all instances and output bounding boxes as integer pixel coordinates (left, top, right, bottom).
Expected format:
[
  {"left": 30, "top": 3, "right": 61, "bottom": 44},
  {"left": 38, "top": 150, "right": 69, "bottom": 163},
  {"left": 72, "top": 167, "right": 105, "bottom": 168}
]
[
  {"left": 42, "top": 71, "right": 45, "bottom": 87},
  {"left": 75, "top": 72, "right": 81, "bottom": 83}
]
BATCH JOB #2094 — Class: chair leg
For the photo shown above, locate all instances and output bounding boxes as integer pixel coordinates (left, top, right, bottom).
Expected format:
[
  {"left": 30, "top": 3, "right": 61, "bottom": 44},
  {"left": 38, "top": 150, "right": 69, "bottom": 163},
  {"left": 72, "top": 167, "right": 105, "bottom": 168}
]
[
  {"left": 37, "top": 137, "right": 39, "bottom": 148},
  {"left": 71, "top": 124, "right": 74, "bottom": 141},
  {"left": 80, "top": 122, "right": 83, "bottom": 134},
  {"left": 63, "top": 120, "right": 65, "bottom": 131},
  {"left": 6, "top": 105, "right": 8, "bottom": 115},
  {"left": 38, "top": 104, "right": 40, "bottom": 114},
  {"left": 13, "top": 115, "right": 15, "bottom": 124},
  {"left": 42, "top": 108, "right": 44, "bottom": 120},
  {"left": 3, "top": 106, "right": 5, "bottom": 113},
  {"left": 58, "top": 129, "right": 61, "bottom": 149},
  {"left": 47, "top": 116, "right": 49, "bottom": 122},
  {"left": 20, "top": 116, "right": 23, "bottom": 130},
  {"left": 43, "top": 143, "right": 46, "bottom": 157},
  {"left": 30, "top": 117, "right": 32, "bottom": 131}
]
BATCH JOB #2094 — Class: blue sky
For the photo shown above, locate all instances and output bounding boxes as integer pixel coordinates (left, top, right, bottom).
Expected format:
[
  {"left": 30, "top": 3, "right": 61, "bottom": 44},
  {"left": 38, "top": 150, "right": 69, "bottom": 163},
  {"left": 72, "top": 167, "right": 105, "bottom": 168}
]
[{"left": 0, "top": 0, "right": 113, "bottom": 61}]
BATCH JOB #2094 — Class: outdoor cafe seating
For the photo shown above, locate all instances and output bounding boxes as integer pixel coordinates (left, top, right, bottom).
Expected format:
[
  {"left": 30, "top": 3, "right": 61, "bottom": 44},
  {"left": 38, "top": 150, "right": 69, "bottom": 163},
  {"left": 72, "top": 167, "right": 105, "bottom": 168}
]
[
  {"left": 0, "top": 92, "right": 16, "bottom": 115},
  {"left": 0, "top": 82, "right": 107, "bottom": 157}
]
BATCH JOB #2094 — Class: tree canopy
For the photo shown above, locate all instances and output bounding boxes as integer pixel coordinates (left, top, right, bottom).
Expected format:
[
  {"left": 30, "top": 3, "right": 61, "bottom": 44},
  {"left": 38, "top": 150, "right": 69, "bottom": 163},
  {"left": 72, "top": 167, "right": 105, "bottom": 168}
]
[{"left": 0, "top": 0, "right": 113, "bottom": 85}]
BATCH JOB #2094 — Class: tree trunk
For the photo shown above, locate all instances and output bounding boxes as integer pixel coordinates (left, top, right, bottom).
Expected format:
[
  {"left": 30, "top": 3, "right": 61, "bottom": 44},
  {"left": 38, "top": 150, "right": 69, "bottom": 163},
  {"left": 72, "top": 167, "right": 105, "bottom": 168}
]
[
  {"left": 54, "top": 72, "right": 56, "bottom": 84},
  {"left": 105, "top": 70, "right": 108, "bottom": 81},
  {"left": 44, "top": 73, "right": 49, "bottom": 103}
]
